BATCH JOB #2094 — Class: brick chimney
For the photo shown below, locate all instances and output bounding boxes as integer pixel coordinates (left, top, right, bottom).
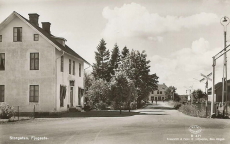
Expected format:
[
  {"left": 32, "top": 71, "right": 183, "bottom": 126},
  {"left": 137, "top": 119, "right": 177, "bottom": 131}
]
[
  {"left": 42, "top": 22, "right": 51, "bottom": 34},
  {"left": 28, "top": 13, "right": 39, "bottom": 26}
]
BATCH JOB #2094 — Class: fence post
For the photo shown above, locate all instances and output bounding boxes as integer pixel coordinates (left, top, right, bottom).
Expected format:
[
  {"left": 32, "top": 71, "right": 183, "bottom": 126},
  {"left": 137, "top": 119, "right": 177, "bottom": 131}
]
[
  {"left": 18, "top": 106, "right": 19, "bottom": 121},
  {"left": 33, "top": 105, "right": 35, "bottom": 119}
]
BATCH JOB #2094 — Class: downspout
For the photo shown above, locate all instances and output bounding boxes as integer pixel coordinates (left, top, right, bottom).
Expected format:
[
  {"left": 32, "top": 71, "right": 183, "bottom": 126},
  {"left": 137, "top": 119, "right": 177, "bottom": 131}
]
[{"left": 55, "top": 50, "right": 65, "bottom": 111}]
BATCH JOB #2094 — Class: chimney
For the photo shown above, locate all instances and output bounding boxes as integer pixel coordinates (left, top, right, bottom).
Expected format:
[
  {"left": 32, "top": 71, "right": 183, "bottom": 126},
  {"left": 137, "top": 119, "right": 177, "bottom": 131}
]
[
  {"left": 28, "top": 13, "right": 39, "bottom": 26},
  {"left": 42, "top": 22, "right": 51, "bottom": 34}
]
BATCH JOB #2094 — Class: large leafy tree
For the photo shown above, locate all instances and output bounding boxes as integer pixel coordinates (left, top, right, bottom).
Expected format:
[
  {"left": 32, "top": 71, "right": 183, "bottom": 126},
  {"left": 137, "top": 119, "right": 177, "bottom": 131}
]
[
  {"left": 129, "top": 50, "right": 158, "bottom": 108},
  {"left": 109, "top": 43, "right": 121, "bottom": 76},
  {"left": 85, "top": 79, "right": 110, "bottom": 108},
  {"left": 165, "top": 86, "right": 177, "bottom": 100},
  {"left": 92, "top": 39, "right": 111, "bottom": 82},
  {"left": 191, "top": 89, "right": 206, "bottom": 103},
  {"left": 84, "top": 72, "right": 93, "bottom": 93},
  {"left": 110, "top": 71, "right": 136, "bottom": 103}
]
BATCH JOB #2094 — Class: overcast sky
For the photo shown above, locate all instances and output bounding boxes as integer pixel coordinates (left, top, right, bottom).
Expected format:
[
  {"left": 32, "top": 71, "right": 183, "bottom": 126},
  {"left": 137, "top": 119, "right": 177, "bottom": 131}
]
[{"left": 1, "top": 0, "right": 230, "bottom": 94}]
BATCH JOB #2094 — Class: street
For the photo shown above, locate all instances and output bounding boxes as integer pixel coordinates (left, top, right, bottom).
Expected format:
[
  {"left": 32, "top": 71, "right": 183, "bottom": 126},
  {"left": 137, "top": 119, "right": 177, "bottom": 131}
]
[{"left": 0, "top": 102, "right": 230, "bottom": 144}]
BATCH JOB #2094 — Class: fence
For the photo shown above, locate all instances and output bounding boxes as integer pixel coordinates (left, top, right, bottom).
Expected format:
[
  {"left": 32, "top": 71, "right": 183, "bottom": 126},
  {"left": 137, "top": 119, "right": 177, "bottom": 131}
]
[
  {"left": 12, "top": 105, "right": 36, "bottom": 120},
  {"left": 193, "top": 102, "right": 230, "bottom": 117}
]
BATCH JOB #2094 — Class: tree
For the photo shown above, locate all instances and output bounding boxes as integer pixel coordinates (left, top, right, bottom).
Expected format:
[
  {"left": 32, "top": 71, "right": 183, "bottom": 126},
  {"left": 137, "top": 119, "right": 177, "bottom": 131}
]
[
  {"left": 191, "top": 89, "right": 206, "bottom": 103},
  {"left": 109, "top": 43, "right": 121, "bottom": 76},
  {"left": 84, "top": 72, "right": 93, "bottom": 93},
  {"left": 92, "top": 39, "right": 111, "bottom": 82},
  {"left": 165, "top": 86, "right": 177, "bottom": 100},
  {"left": 85, "top": 79, "right": 110, "bottom": 109},
  {"left": 129, "top": 50, "right": 159, "bottom": 108},
  {"left": 110, "top": 70, "right": 137, "bottom": 110},
  {"left": 121, "top": 46, "right": 129, "bottom": 59}
]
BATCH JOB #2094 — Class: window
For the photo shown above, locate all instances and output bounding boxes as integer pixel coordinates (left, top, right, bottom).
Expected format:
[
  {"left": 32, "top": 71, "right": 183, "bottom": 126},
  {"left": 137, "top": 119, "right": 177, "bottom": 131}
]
[
  {"left": 160, "top": 91, "right": 162, "bottom": 94},
  {"left": 157, "top": 90, "right": 159, "bottom": 94},
  {"left": 34, "top": 34, "right": 39, "bottom": 41},
  {"left": 60, "top": 85, "right": 66, "bottom": 107},
  {"left": 79, "top": 63, "right": 81, "bottom": 77},
  {"left": 0, "top": 85, "right": 4, "bottom": 102},
  {"left": 69, "top": 59, "right": 71, "bottom": 74},
  {"left": 13, "top": 27, "right": 22, "bottom": 42},
  {"left": 0, "top": 53, "right": 5, "bottom": 70},
  {"left": 30, "top": 53, "right": 39, "bottom": 70},
  {"left": 61, "top": 56, "right": 64, "bottom": 72},
  {"left": 29, "top": 85, "right": 39, "bottom": 102},
  {"left": 151, "top": 90, "right": 153, "bottom": 94},
  {"left": 78, "top": 87, "right": 84, "bottom": 105},
  {"left": 73, "top": 61, "right": 75, "bottom": 75},
  {"left": 0, "top": 35, "right": 2, "bottom": 42}
]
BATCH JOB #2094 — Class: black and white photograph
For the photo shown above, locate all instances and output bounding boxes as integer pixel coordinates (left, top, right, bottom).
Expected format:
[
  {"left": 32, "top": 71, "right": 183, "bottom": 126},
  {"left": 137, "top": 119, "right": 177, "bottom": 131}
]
[{"left": 0, "top": 0, "right": 230, "bottom": 144}]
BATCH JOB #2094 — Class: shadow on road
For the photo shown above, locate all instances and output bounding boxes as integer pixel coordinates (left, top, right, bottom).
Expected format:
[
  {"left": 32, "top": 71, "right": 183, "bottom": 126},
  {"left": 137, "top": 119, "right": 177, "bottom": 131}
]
[
  {"left": 34, "top": 104, "right": 173, "bottom": 118},
  {"left": 144, "top": 107, "right": 174, "bottom": 110}
]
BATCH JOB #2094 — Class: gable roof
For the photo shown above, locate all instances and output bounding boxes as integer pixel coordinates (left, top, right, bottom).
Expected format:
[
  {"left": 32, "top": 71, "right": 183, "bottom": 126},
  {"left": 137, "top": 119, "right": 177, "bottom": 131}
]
[
  {"left": 157, "top": 83, "right": 168, "bottom": 90},
  {"left": 0, "top": 11, "right": 90, "bottom": 65},
  {"left": 208, "top": 80, "right": 230, "bottom": 92}
]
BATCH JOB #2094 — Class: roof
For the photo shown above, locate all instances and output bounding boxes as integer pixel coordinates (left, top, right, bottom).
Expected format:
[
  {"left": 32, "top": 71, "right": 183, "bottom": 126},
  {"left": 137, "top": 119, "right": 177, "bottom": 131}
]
[
  {"left": 1, "top": 11, "right": 90, "bottom": 65},
  {"left": 157, "top": 83, "right": 168, "bottom": 90},
  {"left": 208, "top": 80, "right": 230, "bottom": 92}
]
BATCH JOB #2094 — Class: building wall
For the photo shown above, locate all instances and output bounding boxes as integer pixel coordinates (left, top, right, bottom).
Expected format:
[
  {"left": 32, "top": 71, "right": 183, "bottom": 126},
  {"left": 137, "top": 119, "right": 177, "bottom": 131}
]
[
  {"left": 55, "top": 49, "right": 84, "bottom": 111},
  {"left": 0, "top": 16, "right": 56, "bottom": 112},
  {"left": 148, "top": 84, "right": 167, "bottom": 101}
]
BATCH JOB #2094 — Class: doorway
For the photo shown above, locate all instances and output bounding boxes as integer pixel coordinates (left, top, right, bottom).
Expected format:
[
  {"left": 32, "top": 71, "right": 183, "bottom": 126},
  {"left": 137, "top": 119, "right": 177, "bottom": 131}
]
[{"left": 70, "top": 87, "right": 73, "bottom": 107}]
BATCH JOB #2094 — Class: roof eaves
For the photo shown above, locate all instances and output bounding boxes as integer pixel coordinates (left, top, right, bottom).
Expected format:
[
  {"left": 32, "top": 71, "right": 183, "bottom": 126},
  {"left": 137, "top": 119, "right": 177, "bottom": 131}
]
[{"left": 14, "top": 11, "right": 90, "bottom": 65}]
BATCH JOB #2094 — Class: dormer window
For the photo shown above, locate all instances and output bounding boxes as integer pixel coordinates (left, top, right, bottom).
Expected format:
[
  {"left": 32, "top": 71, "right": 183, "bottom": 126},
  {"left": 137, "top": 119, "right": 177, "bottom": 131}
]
[
  {"left": 34, "top": 34, "right": 39, "bottom": 41},
  {"left": 13, "top": 27, "right": 22, "bottom": 42}
]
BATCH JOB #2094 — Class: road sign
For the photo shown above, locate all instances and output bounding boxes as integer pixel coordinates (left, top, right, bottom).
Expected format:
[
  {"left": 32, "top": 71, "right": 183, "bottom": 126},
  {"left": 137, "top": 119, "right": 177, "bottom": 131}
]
[{"left": 201, "top": 73, "right": 212, "bottom": 81}]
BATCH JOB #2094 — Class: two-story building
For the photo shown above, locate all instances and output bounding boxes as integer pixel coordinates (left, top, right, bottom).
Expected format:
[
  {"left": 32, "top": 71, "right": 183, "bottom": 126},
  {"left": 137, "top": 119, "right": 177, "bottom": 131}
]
[
  {"left": 0, "top": 11, "right": 90, "bottom": 112},
  {"left": 149, "top": 83, "right": 168, "bottom": 102}
]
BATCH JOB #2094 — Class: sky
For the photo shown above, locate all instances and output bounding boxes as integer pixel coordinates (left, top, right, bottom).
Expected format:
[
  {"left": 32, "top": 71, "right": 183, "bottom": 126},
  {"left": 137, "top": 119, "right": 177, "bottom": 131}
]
[{"left": 1, "top": 0, "right": 230, "bottom": 94}]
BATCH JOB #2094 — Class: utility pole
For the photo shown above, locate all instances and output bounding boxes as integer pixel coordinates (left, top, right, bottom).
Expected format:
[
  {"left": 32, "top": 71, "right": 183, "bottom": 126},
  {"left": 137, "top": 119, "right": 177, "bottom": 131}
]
[
  {"left": 211, "top": 57, "right": 216, "bottom": 116},
  {"left": 220, "top": 16, "right": 230, "bottom": 117}
]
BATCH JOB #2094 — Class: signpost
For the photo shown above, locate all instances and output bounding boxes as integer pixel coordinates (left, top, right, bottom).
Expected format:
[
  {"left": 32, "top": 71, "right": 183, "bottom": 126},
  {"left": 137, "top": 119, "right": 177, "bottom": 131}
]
[{"left": 200, "top": 72, "right": 212, "bottom": 117}]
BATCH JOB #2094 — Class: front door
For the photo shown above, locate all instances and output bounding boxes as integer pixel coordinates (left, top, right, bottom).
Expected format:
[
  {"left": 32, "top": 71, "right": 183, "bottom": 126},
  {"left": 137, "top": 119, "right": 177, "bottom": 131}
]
[{"left": 70, "top": 87, "right": 73, "bottom": 107}]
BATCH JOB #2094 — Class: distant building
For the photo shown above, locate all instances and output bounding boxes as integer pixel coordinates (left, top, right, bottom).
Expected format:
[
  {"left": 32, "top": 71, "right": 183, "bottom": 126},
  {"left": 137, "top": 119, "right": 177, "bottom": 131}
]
[
  {"left": 179, "top": 95, "right": 188, "bottom": 102},
  {"left": 149, "top": 83, "right": 168, "bottom": 101},
  {"left": 208, "top": 80, "right": 230, "bottom": 102},
  {"left": 0, "top": 12, "right": 90, "bottom": 112}
]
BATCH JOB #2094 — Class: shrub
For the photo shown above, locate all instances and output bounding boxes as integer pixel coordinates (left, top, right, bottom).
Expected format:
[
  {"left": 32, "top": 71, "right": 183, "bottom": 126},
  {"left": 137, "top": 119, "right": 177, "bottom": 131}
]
[
  {"left": 178, "top": 104, "right": 208, "bottom": 118},
  {"left": 140, "top": 100, "right": 146, "bottom": 108},
  {"left": 130, "top": 102, "right": 137, "bottom": 110},
  {"left": 95, "top": 101, "right": 108, "bottom": 110},
  {"left": 0, "top": 103, "right": 15, "bottom": 119},
  {"left": 83, "top": 105, "right": 91, "bottom": 111},
  {"left": 174, "top": 102, "right": 182, "bottom": 109}
]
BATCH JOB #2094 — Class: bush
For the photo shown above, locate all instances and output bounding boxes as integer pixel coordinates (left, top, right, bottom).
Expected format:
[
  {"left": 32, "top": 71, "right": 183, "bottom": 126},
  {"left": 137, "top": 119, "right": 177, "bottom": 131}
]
[
  {"left": 0, "top": 103, "right": 15, "bottom": 119},
  {"left": 95, "top": 101, "right": 108, "bottom": 110},
  {"left": 83, "top": 105, "right": 91, "bottom": 111},
  {"left": 174, "top": 102, "right": 182, "bottom": 109},
  {"left": 178, "top": 104, "right": 208, "bottom": 118},
  {"left": 130, "top": 102, "right": 137, "bottom": 110},
  {"left": 140, "top": 100, "right": 146, "bottom": 108}
]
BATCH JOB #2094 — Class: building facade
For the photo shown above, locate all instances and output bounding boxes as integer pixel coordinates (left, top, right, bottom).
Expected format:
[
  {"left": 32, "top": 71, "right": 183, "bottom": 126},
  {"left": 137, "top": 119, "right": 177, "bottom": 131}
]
[
  {"left": 0, "top": 12, "right": 89, "bottom": 112},
  {"left": 149, "top": 83, "right": 168, "bottom": 101}
]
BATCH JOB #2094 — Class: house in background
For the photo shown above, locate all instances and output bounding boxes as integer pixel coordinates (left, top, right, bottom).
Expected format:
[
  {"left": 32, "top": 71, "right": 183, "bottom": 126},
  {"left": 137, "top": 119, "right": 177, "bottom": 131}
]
[
  {"left": 208, "top": 80, "right": 230, "bottom": 103},
  {"left": 179, "top": 95, "right": 188, "bottom": 102},
  {"left": 0, "top": 11, "right": 89, "bottom": 112},
  {"left": 149, "top": 83, "right": 168, "bottom": 101}
]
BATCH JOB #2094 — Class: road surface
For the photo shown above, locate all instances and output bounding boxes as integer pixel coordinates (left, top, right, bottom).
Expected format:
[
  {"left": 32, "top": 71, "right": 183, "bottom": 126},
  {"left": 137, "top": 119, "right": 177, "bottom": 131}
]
[{"left": 0, "top": 102, "right": 230, "bottom": 144}]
